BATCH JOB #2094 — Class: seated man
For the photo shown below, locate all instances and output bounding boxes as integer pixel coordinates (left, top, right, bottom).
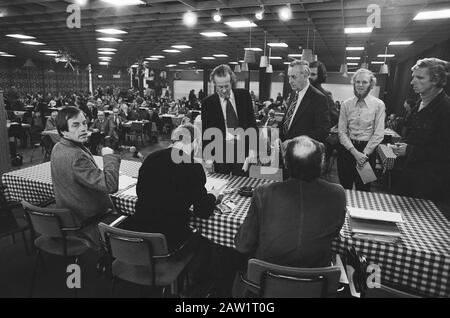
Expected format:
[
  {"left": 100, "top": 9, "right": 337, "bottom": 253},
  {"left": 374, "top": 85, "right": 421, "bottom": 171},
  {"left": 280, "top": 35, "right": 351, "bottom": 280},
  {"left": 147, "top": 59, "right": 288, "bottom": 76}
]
[
  {"left": 44, "top": 110, "right": 60, "bottom": 144},
  {"left": 263, "top": 109, "right": 278, "bottom": 128},
  {"left": 51, "top": 106, "right": 120, "bottom": 248},
  {"left": 121, "top": 123, "right": 222, "bottom": 251},
  {"left": 235, "top": 135, "right": 346, "bottom": 268},
  {"left": 90, "top": 111, "right": 117, "bottom": 148}
]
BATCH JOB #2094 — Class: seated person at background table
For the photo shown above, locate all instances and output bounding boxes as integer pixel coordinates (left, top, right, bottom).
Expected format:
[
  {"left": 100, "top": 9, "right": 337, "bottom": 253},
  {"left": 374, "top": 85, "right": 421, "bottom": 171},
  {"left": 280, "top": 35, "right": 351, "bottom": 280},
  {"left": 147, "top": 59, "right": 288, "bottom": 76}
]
[
  {"left": 392, "top": 58, "right": 450, "bottom": 202},
  {"left": 90, "top": 111, "right": 117, "bottom": 148},
  {"left": 110, "top": 107, "right": 125, "bottom": 143},
  {"left": 51, "top": 106, "right": 120, "bottom": 248},
  {"left": 235, "top": 135, "right": 346, "bottom": 268},
  {"left": 45, "top": 110, "right": 60, "bottom": 144},
  {"left": 275, "top": 92, "right": 283, "bottom": 107},
  {"left": 385, "top": 114, "right": 399, "bottom": 132},
  {"left": 337, "top": 68, "right": 385, "bottom": 192},
  {"left": 121, "top": 123, "right": 222, "bottom": 252},
  {"left": 262, "top": 109, "right": 278, "bottom": 128}
]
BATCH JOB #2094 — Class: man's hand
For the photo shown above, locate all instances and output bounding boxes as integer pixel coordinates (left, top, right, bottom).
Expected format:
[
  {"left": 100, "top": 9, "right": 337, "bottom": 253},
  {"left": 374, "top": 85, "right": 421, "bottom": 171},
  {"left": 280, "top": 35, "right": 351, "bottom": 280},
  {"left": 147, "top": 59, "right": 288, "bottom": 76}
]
[
  {"left": 392, "top": 143, "right": 407, "bottom": 157},
  {"left": 351, "top": 148, "right": 368, "bottom": 166},
  {"left": 101, "top": 147, "right": 114, "bottom": 156}
]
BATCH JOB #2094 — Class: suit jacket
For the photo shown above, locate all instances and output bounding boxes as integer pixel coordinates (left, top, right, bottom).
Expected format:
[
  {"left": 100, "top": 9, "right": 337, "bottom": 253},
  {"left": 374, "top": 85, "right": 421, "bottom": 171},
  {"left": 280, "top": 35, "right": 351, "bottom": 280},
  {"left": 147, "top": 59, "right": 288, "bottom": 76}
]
[
  {"left": 281, "top": 85, "right": 330, "bottom": 143},
  {"left": 44, "top": 117, "right": 60, "bottom": 144},
  {"left": 201, "top": 89, "right": 257, "bottom": 161},
  {"left": 90, "top": 119, "right": 113, "bottom": 137},
  {"left": 235, "top": 178, "right": 346, "bottom": 268},
  {"left": 51, "top": 138, "right": 120, "bottom": 224},
  {"left": 126, "top": 148, "right": 216, "bottom": 251}
]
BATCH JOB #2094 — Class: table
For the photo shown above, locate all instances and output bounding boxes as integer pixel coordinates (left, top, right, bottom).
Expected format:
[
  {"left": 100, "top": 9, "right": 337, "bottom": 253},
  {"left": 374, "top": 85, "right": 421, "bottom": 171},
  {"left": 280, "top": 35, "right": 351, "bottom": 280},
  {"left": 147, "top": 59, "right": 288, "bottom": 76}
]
[
  {"left": 6, "top": 122, "right": 31, "bottom": 129},
  {"left": 161, "top": 114, "right": 184, "bottom": 126},
  {"left": 2, "top": 161, "right": 449, "bottom": 297}
]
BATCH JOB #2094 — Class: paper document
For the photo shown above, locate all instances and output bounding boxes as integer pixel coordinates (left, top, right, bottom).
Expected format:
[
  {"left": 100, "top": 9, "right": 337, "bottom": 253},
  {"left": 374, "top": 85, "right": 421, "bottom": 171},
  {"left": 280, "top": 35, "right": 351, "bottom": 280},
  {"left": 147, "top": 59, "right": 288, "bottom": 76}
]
[
  {"left": 356, "top": 162, "right": 377, "bottom": 184},
  {"left": 348, "top": 207, "right": 404, "bottom": 223},
  {"left": 121, "top": 185, "right": 137, "bottom": 197},
  {"left": 118, "top": 175, "right": 137, "bottom": 191},
  {"left": 205, "top": 177, "right": 228, "bottom": 192}
]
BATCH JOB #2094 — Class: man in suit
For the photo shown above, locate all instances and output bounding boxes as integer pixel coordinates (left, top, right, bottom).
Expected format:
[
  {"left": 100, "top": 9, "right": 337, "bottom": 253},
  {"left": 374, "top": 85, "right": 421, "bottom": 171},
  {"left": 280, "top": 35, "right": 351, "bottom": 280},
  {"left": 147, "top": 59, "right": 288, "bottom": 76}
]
[
  {"left": 90, "top": 111, "right": 117, "bottom": 148},
  {"left": 281, "top": 60, "right": 330, "bottom": 143},
  {"left": 201, "top": 64, "right": 257, "bottom": 175},
  {"left": 51, "top": 106, "right": 120, "bottom": 248},
  {"left": 44, "top": 110, "right": 60, "bottom": 144},
  {"left": 235, "top": 135, "right": 346, "bottom": 267}
]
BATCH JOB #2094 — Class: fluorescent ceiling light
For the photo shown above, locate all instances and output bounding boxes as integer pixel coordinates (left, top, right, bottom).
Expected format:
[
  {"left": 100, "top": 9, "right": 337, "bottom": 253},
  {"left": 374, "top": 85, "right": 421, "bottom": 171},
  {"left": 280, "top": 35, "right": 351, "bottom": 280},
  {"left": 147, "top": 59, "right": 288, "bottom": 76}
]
[
  {"left": 171, "top": 45, "right": 192, "bottom": 49},
  {"left": 101, "top": 0, "right": 144, "bottom": 6},
  {"left": 0, "top": 52, "right": 7, "bottom": 55},
  {"left": 213, "top": 54, "right": 228, "bottom": 57},
  {"left": 185, "top": 60, "right": 196, "bottom": 63},
  {"left": 413, "top": 9, "right": 450, "bottom": 20},
  {"left": 345, "top": 27, "right": 373, "bottom": 34},
  {"left": 347, "top": 62, "right": 359, "bottom": 66},
  {"left": 283, "top": 62, "right": 291, "bottom": 65},
  {"left": 200, "top": 32, "right": 228, "bottom": 37},
  {"left": 377, "top": 54, "right": 395, "bottom": 57},
  {"left": 239, "top": 60, "right": 245, "bottom": 63},
  {"left": 39, "top": 50, "right": 57, "bottom": 54},
  {"left": 96, "top": 28, "right": 127, "bottom": 35},
  {"left": 244, "top": 47, "right": 262, "bottom": 51},
  {"left": 45, "top": 53, "right": 58, "bottom": 56},
  {"left": 288, "top": 54, "right": 302, "bottom": 58},
  {"left": 166, "top": 64, "right": 177, "bottom": 67},
  {"left": 98, "top": 48, "right": 117, "bottom": 51},
  {"left": 346, "top": 46, "right": 364, "bottom": 51},
  {"left": 1, "top": 54, "right": 16, "bottom": 57},
  {"left": 151, "top": 55, "right": 165, "bottom": 58},
  {"left": 346, "top": 57, "right": 361, "bottom": 60},
  {"left": 21, "top": 41, "right": 45, "bottom": 46},
  {"left": 97, "top": 37, "right": 122, "bottom": 42},
  {"left": 179, "top": 62, "right": 189, "bottom": 64},
  {"left": 6, "top": 34, "right": 36, "bottom": 39},
  {"left": 98, "top": 51, "right": 115, "bottom": 55},
  {"left": 268, "top": 43, "right": 288, "bottom": 47},
  {"left": 201, "top": 57, "right": 216, "bottom": 60},
  {"left": 163, "top": 49, "right": 181, "bottom": 53},
  {"left": 145, "top": 57, "right": 159, "bottom": 60},
  {"left": 224, "top": 20, "right": 257, "bottom": 28},
  {"left": 389, "top": 41, "right": 413, "bottom": 45},
  {"left": 229, "top": 62, "right": 238, "bottom": 65},
  {"left": 371, "top": 61, "right": 385, "bottom": 64},
  {"left": 99, "top": 56, "right": 112, "bottom": 60},
  {"left": 99, "top": 62, "right": 109, "bottom": 65},
  {"left": 269, "top": 56, "right": 282, "bottom": 60}
]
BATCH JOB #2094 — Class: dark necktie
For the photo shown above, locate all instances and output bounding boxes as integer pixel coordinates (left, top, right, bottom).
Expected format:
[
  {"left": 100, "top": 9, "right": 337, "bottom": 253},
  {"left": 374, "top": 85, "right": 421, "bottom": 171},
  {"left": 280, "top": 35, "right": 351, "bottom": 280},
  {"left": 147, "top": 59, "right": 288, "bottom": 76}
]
[
  {"left": 225, "top": 98, "right": 239, "bottom": 129},
  {"left": 282, "top": 92, "right": 299, "bottom": 135}
]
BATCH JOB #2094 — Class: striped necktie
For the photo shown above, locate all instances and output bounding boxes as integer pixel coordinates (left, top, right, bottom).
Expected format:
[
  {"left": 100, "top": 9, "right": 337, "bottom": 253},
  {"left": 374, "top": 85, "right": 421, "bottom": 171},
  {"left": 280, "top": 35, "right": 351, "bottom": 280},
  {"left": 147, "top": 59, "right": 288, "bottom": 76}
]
[
  {"left": 225, "top": 98, "right": 239, "bottom": 129},
  {"left": 282, "top": 92, "right": 299, "bottom": 135}
]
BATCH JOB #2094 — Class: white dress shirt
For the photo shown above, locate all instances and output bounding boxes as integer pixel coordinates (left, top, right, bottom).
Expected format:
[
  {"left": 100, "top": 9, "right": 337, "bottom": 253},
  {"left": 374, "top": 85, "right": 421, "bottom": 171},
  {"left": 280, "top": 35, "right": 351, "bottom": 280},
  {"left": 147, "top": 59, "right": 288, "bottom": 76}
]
[
  {"left": 219, "top": 90, "right": 238, "bottom": 126},
  {"left": 288, "top": 82, "right": 310, "bottom": 130}
]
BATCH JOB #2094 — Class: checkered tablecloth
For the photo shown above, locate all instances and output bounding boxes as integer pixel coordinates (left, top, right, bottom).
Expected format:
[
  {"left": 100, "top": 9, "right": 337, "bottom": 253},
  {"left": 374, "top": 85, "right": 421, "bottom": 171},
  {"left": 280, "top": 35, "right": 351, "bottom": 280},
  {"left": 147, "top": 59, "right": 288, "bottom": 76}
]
[
  {"left": 2, "top": 159, "right": 449, "bottom": 297},
  {"left": 377, "top": 144, "right": 397, "bottom": 171}
]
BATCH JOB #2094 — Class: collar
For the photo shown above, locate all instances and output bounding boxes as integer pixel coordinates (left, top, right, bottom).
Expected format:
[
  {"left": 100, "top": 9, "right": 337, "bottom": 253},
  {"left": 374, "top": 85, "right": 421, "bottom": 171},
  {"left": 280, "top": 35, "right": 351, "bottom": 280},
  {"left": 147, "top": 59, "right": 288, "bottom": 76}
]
[
  {"left": 60, "top": 137, "right": 86, "bottom": 148},
  {"left": 352, "top": 94, "right": 373, "bottom": 106},
  {"left": 295, "top": 82, "right": 310, "bottom": 95},
  {"left": 219, "top": 90, "right": 235, "bottom": 105}
]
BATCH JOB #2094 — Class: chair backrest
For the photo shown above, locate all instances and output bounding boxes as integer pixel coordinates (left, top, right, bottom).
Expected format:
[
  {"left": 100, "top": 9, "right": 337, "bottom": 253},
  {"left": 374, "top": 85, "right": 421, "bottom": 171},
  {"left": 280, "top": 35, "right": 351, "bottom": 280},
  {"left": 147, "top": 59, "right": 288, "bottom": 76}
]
[
  {"left": 98, "top": 222, "right": 169, "bottom": 267},
  {"left": 246, "top": 258, "right": 341, "bottom": 298},
  {"left": 249, "top": 165, "right": 283, "bottom": 182},
  {"left": 21, "top": 200, "right": 77, "bottom": 238},
  {"left": 364, "top": 284, "right": 422, "bottom": 298}
]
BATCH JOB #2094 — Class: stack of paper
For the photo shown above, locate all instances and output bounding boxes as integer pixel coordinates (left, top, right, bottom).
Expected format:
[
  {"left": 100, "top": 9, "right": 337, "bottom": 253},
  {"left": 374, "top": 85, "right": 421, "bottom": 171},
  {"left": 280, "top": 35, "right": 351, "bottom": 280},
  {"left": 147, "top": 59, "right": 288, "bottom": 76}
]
[
  {"left": 205, "top": 177, "right": 228, "bottom": 192},
  {"left": 348, "top": 207, "right": 403, "bottom": 243}
]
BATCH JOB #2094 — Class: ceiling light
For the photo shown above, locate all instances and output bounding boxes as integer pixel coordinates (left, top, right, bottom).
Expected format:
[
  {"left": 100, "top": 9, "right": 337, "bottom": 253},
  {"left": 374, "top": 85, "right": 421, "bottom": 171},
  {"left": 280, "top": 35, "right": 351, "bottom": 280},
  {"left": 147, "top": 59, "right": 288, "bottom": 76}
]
[
  {"left": 200, "top": 32, "right": 228, "bottom": 37},
  {"left": 413, "top": 9, "right": 450, "bottom": 20},
  {"left": 224, "top": 20, "right": 257, "bottom": 28},
  {"left": 75, "top": 0, "right": 88, "bottom": 5},
  {"left": 96, "top": 28, "right": 127, "bottom": 35},
  {"left": 151, "top": 55, "right": 165, "bottom": 58},
  {"left": 213, "top": 9, "right": 222, "bottom": 22},
  {"left": 99, "top": 56, "right": 112, "bottom": 60},
  {"left": 98, "top": 48, "right": 117, "bottom": 51},
  {"left": 229, "top": 62, "right": 238, "bottom": 65},
  {"left": 283, "top": 62, "right": 291, "bottom": 65},
  {"left": 1, "top": 54, "right": 16, "bottom": 57},
  {"left": 45, "top": 53, "right": 58, "bottom": 56},
  {"left": 97, "top": 37, "right": 123, "bottom": 42},
  {"left": 163, "top": 49, "right": 181, "bottom": 53},
  {"left": 6, "top": 34, "right": 36, "bottom": 39},
  {"left": 145, "top": 57, "right": 159, "bottom": 61},
  {"left": 171, "top": 45, "right": 192, "bottom": 49},
  {"left": 166, "top": 64, "right": 177, "bottom": 67},
  {"left": 213, "top": 54, "right": 228, "bottom": 57},
  {"left": 288, "top": 54, "right": 302, "bottom": 58},
  {"left": 269, "top": 56, "right": 282, "bottom": 60},
  {"left": 279, "top": 5, "right": 292, "bottom": 21},
  {"left": 347, "top": 57, "right": 361, "bottom": 60},
  {"left": 202, "top": 57, "right": 216, "bottom": 60},
  {"left": 377, "top": 54, "right": 395, "bottom": 58},
  {"left": 244, "top": 47, "right": 262, "bottom": 51},
  {"left": 255, "top": 6, "right": 264, "bottom": 20},
  {"left": 179, "top": 62, "right": 189, "bottom": 64},
  {"left": 21, "top": 41, "right": 45, "bottom": 46},
  {"left": 185, "top": 60, "right": 196, "bottom": 63},
  {"left": 0, "top": 52, "right": 7, "bottom": 55},
  {"left": 347, "top": 62, "right": 359, "bottom": 66},
  {"left": 39, "top": 50, "right": 57, "bottom": 54},
  {"left": 101, "top": 0, "right": 144, "bottom": 6},
  {"left": 344, "top": 27, "right": 373, "bottom": 34},
  {"left": 98, "top": 51, "right": 115, "bottom": 55},
  {"left": 268, "top": 43, "right": 288, "bottom": 48},
  {"left": 371, "top": 61, "right": 385, "bottom": 64},
  {"left": 99, "top": 62, "right": 109, "bottom": 65},
  {"left": 183, "top": 11, "right": 197, "bottom": 27},
  {"left": 346, "top": 46, "right": 364, "bottom": 51},
  {"left": 389, "top": 41, "right": 413, "bottom": 45}
]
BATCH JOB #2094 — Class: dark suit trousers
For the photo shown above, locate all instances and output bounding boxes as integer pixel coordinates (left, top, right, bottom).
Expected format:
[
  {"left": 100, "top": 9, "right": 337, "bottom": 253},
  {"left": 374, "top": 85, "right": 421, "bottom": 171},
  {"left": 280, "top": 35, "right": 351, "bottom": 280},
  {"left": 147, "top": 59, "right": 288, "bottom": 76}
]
[{"left": 337, "top": 142, "right": 376, "bottom": 192}]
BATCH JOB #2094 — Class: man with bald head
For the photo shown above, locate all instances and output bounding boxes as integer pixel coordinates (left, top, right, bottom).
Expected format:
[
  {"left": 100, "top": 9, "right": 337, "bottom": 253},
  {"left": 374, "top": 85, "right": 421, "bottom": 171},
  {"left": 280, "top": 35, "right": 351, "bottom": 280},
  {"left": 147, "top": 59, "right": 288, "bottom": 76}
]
[{"left": 235, "top": 135, "right": 346, "bottom": 267}]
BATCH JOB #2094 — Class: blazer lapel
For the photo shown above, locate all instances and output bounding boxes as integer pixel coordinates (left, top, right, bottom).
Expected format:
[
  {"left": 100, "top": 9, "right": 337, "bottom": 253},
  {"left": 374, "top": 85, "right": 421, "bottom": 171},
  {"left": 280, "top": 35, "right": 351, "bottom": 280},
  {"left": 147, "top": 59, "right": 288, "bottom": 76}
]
[
  {"left": 233, "top": 90, "right": 246, "bottom": 127},
  {"left": 288, "top": 86, "right": 312, "bottom": 132},
  {"left": 213, "top": 93, "right": 226, "bottom": 131}
]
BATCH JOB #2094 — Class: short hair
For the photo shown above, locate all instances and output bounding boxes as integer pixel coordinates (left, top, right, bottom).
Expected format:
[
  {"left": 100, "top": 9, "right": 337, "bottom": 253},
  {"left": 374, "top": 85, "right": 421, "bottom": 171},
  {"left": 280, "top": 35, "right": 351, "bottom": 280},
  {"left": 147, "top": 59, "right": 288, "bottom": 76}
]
[
  {"left": 289, "top": 59, "right": 311, "bottom": 76},
  {"left": 411, "top": 58, "right": 450, "bottom": 88},
  {"left": 171, "top": 123, "right": 199, "bottom": 144},
  {"left": 351, "top": 68, "right": 377, "bottom": 89},
  {"left": 284, "top": 136, "right": 325, "bottom": 181},
  {"left": 210, "top": 64, "right": 237, "bottom": 86},
  {"left": 97, "top": 111, "right": 105, "bottom": 116},
  {"left": 309, "top": 60, "right": 328, "bottom": 83},
  {"left": 56, "top": 106, "right": 81, "bottom": 137}
]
